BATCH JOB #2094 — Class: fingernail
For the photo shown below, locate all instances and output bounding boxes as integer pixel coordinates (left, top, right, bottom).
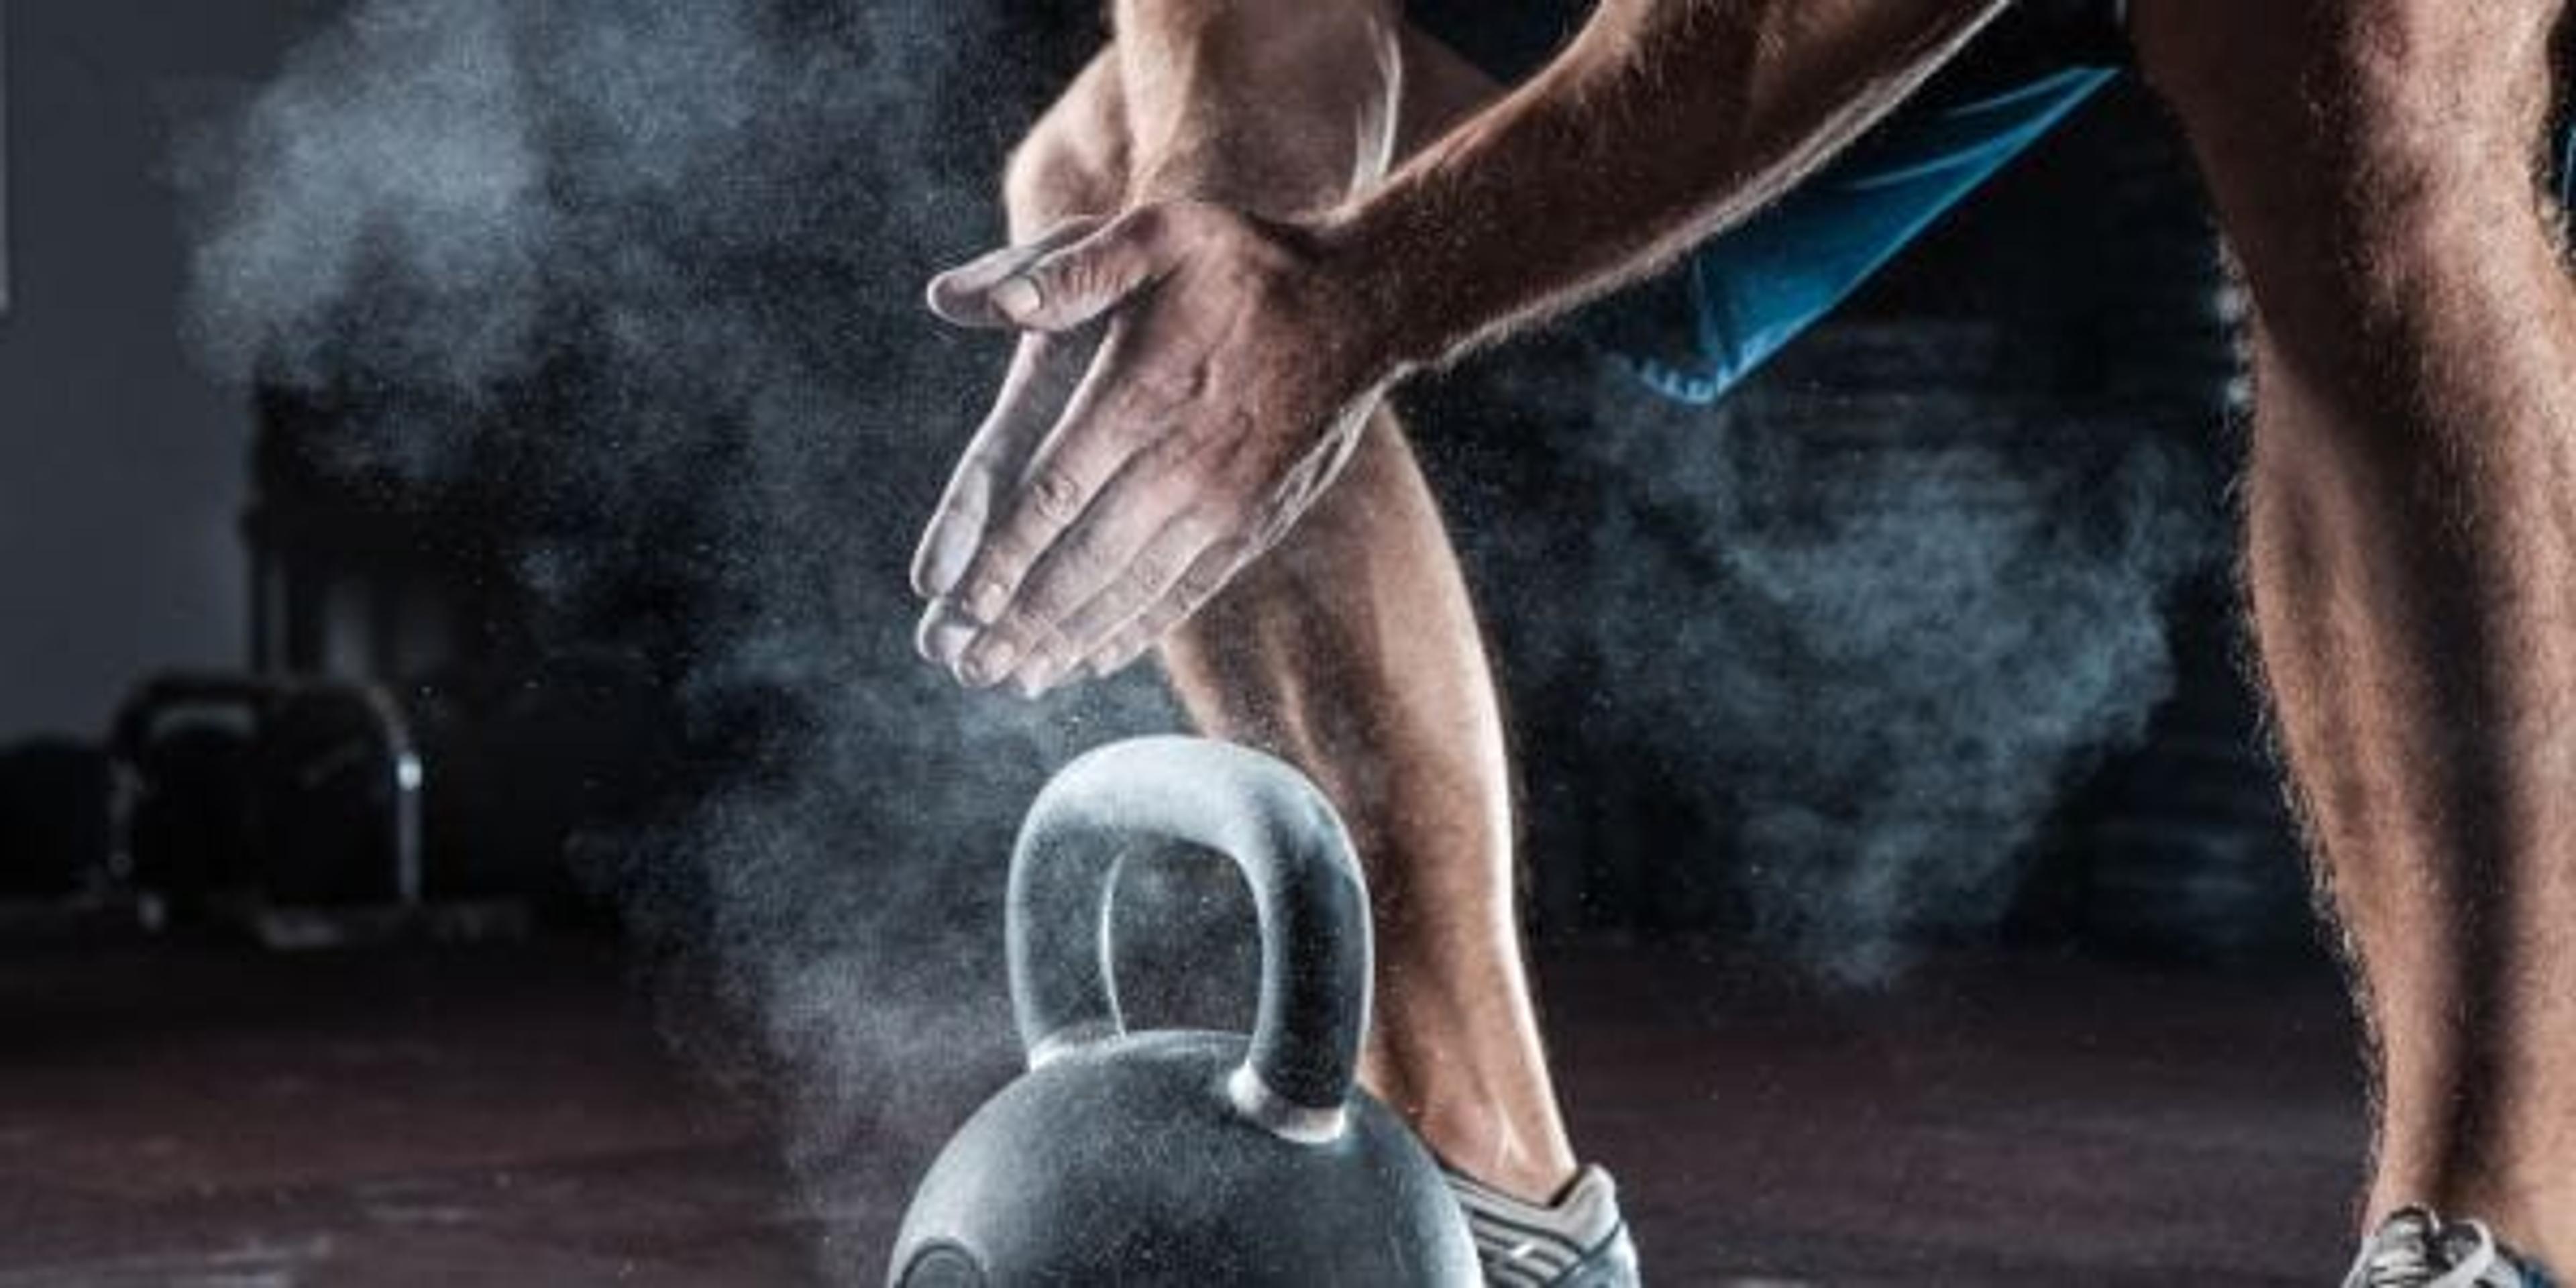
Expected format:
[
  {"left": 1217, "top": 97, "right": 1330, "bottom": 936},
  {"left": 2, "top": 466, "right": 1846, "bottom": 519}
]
[
  {"left": 991, "top": 276, "right": 1041, "bottom": 321},
  {"left": 918, "top": 543, "right": 969, "bottom": 600},
  {"left": 1012, "top": 661, "right": 1051, "bottom": 699},
  {"left": 964, "top": 580, "right": 1008, "bottom": 625},
  {"left": 961, "top": 637, "right": 1019, "bottom": 687},
  {"left": 1018, "top": 645, "right": 1070, "bottom": 697},
  {"left": 918, "top": 602, "right": 977, "bottom": 667}
]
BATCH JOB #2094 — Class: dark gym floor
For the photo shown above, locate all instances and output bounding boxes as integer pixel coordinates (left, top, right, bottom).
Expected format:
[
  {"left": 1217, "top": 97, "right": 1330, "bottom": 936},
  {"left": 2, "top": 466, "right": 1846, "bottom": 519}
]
[{"left": 0, "top": 936, "right": 2366, "bottom": 1287}]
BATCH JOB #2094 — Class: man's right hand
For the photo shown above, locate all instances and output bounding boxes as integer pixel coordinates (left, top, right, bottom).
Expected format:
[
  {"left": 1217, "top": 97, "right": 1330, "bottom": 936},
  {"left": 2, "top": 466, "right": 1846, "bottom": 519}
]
[{"left": 910, "top": 52, "right": 1130, "bottom": 663}]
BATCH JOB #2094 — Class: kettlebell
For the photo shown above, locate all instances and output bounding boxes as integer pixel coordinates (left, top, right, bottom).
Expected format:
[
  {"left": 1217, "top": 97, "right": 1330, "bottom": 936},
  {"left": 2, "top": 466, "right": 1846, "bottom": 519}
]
[{"left": 888, "top": 736, "right": 1479, "bottom": 1286}]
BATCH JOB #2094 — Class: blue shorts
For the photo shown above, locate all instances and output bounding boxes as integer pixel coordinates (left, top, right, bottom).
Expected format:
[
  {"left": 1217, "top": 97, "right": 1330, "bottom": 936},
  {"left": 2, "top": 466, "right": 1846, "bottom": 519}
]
[
  {"left": 1585, "top": 61, "right": 2117, "bottom": 402},
  {"left": 1413, "top": 1, "right": 2576, "bottom": 405}
]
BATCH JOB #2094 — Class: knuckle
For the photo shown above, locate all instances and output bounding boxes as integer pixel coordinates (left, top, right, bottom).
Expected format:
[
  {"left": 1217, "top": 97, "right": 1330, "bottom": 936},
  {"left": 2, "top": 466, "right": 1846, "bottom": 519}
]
[
  {"left": 959, "top": 577, "right": 1013, "bottom": 627},
  {"left": 1059, "top": 601, "right": 1118, "bottom": 645},
  {"left": 1023, "top": 642, "right": 1072, "bottom": 683},
  {"left": 1025, "top": 548, "right": 1108, "bottom": 618},
  {"left": 1026, "top": 469, "right": 1085, "bottom": 523},
  {"left": 963, "top": 564, "right": 1013, "bottom": 602},
  {"left": 1126, "top": 551, "right": 1172, "bottom": 592},
  {"left": 981, "top": 624, "right": 1038, "bottom": 671},
  {"left": 1175, "top": 557, "right": 1230, "bottom": 601},
  {"left": 1056, "top": 534, "right": 1114, "bottom": 584},
  {"left": 996, "top": 606, "right": 1049, "bottom": 645},
  {"left": 979, "top": 524, "right": 1029, "bottom": 568},
  {"left": 1052, "top": 603, "right": 1102, "bottom": 643},
  {"left": 1016, "top": 582, "right": 1069, "bottom": 625},
  {"left": 973, "top": 533, "right": 1034, "bottom": 587}
]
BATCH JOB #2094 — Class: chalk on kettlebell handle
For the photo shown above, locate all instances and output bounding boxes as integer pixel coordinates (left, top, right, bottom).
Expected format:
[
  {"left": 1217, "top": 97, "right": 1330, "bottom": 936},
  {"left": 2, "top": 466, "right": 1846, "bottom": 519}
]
[{"left": 888, "top": 735, "right": 1479, "bottom": 1286}]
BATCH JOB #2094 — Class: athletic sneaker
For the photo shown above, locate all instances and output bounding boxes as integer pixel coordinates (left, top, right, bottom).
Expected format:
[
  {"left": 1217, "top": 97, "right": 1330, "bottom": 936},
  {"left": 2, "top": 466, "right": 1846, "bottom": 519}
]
[
  {"left": 2343, "top": 1208, "right": 2557, "bottom": 1288},
  {"left": 1444, "top": 1164, "right": 1641, "bottom": 1287}
]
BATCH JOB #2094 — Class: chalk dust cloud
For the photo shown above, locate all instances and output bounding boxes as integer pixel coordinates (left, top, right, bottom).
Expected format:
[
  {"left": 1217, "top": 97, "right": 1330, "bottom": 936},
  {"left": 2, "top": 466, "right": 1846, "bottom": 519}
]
[{"left": 178, "top": 0, "right": 2224, "bottom": 1269}]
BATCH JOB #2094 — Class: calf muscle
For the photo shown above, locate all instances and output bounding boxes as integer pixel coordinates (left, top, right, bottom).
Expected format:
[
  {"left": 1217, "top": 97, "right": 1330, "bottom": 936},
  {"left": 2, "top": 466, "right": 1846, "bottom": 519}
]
[{"left": 2136, "top": 0, "right": 2576, "bottom": 1260}]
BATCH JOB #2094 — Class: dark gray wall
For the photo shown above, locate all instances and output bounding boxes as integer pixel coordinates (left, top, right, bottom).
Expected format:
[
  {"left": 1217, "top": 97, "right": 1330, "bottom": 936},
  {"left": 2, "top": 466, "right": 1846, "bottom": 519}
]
[{"left": 0, "top": 3, "right": 326, "bottom": 742}]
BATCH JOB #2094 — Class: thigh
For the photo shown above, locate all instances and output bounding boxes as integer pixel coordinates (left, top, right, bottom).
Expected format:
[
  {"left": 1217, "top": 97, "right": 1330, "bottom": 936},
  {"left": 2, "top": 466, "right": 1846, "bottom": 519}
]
[
  {"left": 2128, "top": 0, "right": 2565, "bottom": 213},
  {"left": 2127, "top": 0, "right": 2569, "bottom": 371}
]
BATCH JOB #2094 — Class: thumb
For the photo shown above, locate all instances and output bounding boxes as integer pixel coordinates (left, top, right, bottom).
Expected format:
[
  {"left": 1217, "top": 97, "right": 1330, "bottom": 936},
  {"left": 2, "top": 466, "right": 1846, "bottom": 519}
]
[
  {"left": 985, "top": 205, "right": 1177, "bottom": 333},
  {"left": 924, "top": 217, "right": 1103, "bottom": 329}
]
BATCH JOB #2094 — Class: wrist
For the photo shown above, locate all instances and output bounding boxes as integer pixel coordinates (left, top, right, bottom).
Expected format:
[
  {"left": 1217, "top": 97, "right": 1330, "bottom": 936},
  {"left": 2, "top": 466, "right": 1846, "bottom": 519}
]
[
  {"left": 1295, "top": 205, "right": 1425, "bottom": 392},
  {"left": 1304, "top": 199, "right": 1450, "bottom": 379},
  {"left": 1128, "top": 146, "right": 1347, "bottom": 219}
]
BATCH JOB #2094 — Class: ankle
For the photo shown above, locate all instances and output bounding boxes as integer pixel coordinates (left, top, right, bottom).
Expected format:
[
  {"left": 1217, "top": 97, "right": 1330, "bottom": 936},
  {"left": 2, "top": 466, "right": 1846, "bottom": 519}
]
[
  {"left": 2381, "top": 1172, "right": 2576, "bottom": 1275},
  {"left": 1406, "top": 1095, "right": 1578, "bottom": 1202},
  {"left": 2461, "top": 1186, "right": 2576, "bottom": 1277}
]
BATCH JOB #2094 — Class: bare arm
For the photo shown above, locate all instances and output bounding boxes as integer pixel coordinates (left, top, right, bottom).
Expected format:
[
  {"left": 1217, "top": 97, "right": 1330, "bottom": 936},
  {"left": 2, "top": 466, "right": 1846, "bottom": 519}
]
[
  {"left": 910, "top": 3, "right": 1402, "bottom": 622},
  {"left": 1327, "top": 0, "right": 2006, "bottom": 368},
  {"left": 918, "top": 0, "right": 2003, "bottom": 692}
]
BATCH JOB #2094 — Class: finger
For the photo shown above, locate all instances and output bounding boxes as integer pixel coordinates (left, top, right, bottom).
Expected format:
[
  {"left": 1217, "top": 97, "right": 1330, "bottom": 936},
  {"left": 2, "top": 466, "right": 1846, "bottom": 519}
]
[
  {"left": 1079, "top": 539, "right": 1250, "bottom": 682},
  {"left": 967, "top": 425, "right": 1219, "bottom": 683},
  {"left": 924, "top": 217, "right": 1102, "bottom": 328},
  {"left": 915, "top": 597, "right": 980, "bottom": 669},
  {"left": 910, "top": 330, "right": 1089, "bottom": 600},
  {"left": 983, "top": 205, "right": 1178, "bottom": 333},
  {"left": 943, "top": 324, "right": 1167, "bottom": 634},
  {"left": 1014, "top": 515, "right": 1226, "bottom": 690},
  {"left": 1083, "top": 627, "right": 1157, "bottom": 684},
  {"left": 996, "top": 502, "right": 1228, "bottom": 696}
]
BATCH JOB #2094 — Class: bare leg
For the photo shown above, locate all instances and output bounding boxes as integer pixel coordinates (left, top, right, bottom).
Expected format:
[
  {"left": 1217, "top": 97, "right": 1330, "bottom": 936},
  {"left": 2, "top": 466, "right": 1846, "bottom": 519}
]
[
  {"left": 1139, "top": 29, "right": 1582, "bottom": 1201},
  {"left": 2135, "top": 0, "right": 2576, "bottom": 1263},
  {"left": 1160, "top": 408, "right": 1580, "bottom": 1201}
]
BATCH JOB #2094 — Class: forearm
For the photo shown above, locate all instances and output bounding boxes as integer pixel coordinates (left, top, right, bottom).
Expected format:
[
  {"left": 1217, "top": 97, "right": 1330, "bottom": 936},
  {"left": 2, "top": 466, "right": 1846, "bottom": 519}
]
[
  {"left": 1110, "top": 0, "right": 1402, "bottom": 209},
  {"left": 1322, "top": 0, "right": 2005, "bottom": 371}
]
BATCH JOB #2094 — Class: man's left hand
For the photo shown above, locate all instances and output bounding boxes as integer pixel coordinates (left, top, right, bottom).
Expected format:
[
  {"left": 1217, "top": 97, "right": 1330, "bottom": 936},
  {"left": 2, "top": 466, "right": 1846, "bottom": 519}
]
[{"left": 917, "top": 201, "right": 1395, "bottom": 696}]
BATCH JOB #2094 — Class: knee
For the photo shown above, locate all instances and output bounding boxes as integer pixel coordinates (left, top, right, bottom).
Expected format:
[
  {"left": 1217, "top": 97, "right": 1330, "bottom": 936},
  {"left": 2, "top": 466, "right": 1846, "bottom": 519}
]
[{"left": 1000, "top": 53, "right": 1130, "bottom": 233}]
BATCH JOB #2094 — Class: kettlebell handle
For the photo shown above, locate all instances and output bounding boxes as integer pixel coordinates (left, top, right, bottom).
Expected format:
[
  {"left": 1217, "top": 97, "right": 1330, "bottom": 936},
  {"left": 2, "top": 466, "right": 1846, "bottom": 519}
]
[{"left": 1007, "top": 737, "right": 1372, "bottom": 1143}]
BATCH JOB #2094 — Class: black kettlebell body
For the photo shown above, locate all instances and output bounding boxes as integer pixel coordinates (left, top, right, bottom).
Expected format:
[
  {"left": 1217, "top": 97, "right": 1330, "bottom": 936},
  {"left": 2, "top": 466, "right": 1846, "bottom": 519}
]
[{"left": 889, "top": 737, "right": 1478, "bottom": 1287}]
